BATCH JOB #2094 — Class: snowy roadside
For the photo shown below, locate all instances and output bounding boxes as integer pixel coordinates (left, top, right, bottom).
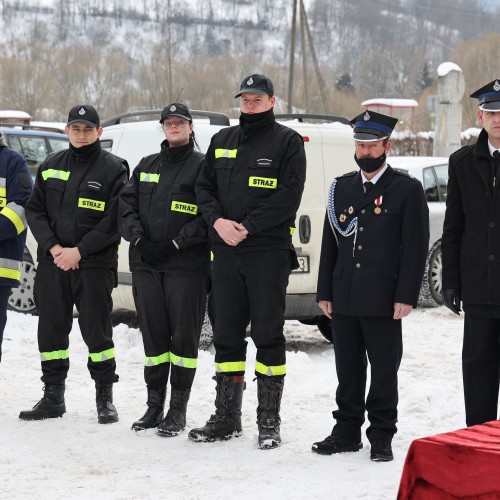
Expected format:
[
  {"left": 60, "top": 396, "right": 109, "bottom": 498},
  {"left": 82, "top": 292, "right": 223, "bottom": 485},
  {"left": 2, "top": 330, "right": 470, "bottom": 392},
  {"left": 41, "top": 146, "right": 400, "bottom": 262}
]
[{"left": 0, "top": 307, "right": 465, "bottom": 499}]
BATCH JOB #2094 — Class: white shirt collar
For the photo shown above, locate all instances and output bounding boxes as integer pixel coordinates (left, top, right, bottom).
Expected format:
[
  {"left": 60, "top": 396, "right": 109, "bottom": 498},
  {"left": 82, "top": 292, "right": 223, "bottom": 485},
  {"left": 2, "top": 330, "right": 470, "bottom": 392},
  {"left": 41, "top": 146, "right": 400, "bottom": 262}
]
[
  {"left": 360, "top": 164, "right": 388, "bottom": 186},
  {"left": 488, "top": 141, "right": 500, "bottom": 157}
]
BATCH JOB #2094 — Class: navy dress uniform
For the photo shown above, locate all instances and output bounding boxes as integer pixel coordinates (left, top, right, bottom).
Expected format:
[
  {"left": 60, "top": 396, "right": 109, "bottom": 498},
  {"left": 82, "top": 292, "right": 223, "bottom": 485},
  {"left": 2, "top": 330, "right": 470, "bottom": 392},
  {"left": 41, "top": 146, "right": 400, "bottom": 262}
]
[
  {"left": 442, "top": 79, "right": 500, "bottom": 426},
  {"left": 314, "top": 111, "right": 429, "bottom": 460}
]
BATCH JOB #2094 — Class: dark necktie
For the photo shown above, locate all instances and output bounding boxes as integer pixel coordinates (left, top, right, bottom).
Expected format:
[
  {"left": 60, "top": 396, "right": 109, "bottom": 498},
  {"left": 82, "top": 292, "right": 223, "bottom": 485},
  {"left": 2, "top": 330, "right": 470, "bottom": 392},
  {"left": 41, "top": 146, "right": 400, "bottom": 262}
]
[
  {"left": 364, "top": 181, "right": 374, "bottom": 195},
  {"left": 492, "top": 150, "right": 500, "bottom": 189}
]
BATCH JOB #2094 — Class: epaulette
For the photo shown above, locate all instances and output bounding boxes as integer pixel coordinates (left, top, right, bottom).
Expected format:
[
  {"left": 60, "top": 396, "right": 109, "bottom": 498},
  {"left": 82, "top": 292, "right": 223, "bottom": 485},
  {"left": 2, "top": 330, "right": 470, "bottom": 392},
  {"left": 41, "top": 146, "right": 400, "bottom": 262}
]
[
  {"left": 336, "top": 170, "right": 357, "bottom": 180},
  {"left": 393, "top": 168, "right": 419, "bottom": 182}
]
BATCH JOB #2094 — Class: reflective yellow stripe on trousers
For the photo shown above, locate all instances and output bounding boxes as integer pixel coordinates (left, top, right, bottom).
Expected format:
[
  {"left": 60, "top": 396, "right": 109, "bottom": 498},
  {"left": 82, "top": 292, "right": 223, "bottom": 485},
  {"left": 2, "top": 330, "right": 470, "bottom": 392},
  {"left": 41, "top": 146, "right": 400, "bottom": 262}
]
[
  {"left": 89, "top": 348, "right": 115, "bottom": 362},
  {"left": 215, "top": 361, "right": 246, "bottom": 373},
  {"left": 255, "top": 361, "right": 286, "bottom": 377},
  {"left": 40, "top": 349, "right": 69, "bottom": 361}
]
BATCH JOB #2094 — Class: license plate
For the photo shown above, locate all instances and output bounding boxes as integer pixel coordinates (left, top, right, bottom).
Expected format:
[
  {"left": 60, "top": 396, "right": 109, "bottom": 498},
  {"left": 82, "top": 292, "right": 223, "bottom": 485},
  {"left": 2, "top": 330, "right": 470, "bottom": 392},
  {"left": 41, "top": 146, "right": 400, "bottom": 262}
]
[{"left": 292, "top": 255, "right": 310, "bottom": 273}]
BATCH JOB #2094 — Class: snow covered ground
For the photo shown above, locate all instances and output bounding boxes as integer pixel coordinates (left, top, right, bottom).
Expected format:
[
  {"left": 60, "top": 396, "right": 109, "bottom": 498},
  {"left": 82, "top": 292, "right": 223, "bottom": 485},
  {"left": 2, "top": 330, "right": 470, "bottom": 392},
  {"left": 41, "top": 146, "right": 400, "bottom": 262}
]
[{"left": 0, "top": 306, "right": 466, "bottom": 499}]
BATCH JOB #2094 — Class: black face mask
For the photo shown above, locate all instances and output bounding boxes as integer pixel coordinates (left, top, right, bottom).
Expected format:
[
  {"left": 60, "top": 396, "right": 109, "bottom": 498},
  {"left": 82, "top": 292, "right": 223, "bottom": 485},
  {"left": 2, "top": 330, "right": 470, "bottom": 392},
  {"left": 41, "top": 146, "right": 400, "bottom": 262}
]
[{"left": 354, "top": 153, "right": 386, "bottom": 174}]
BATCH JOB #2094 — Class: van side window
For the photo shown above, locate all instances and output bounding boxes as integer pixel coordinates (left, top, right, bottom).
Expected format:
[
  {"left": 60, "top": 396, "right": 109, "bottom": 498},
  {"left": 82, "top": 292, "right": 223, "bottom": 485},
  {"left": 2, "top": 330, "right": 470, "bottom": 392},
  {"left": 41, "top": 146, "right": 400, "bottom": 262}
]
[
  {"left": 434, "top": 164, "right": 448, "bottom": 201},
  {"left": 422, "top": 167, "right": 439, "bottom": 202},
  {"left": 100, "top": 139, "right": 113, "bottom": 152}
]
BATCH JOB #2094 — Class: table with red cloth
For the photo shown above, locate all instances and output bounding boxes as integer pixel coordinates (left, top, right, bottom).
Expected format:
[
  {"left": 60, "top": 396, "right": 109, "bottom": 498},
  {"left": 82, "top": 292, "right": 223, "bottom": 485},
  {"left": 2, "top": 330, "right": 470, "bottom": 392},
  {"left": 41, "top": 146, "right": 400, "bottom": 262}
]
[{"left": 398, "top": 421, "right": 500, "bottom": 499}]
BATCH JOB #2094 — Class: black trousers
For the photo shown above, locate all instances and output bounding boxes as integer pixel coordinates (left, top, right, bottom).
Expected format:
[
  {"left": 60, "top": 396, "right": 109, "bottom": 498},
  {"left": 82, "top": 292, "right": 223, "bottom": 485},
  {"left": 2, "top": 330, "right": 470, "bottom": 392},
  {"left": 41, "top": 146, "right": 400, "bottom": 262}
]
[
  {"left": 34, "top": 263, "right": 116, "bottom": 385},
  {"left": 132, "top": 270, "right": 207, "bottom": 390},
  {"left": 0, "top": 286, "right": 11, "bottom": 362},
  {"left": 212, "top": 249, "right": 290, "bottom": 376},
  {"left": 463, "top": 313, "right": 500, "bottom": 426},
  {"left": 331, "top": 314, "right": 402, "bottom": 441}
]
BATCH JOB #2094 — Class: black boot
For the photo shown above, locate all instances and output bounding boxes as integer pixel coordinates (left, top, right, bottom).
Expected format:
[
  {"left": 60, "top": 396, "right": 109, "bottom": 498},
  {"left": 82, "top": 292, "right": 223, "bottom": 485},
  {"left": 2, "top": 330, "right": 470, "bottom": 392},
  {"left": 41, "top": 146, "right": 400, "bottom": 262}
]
[
  {"left": 131, "top": 387, "right": 166, "bottom": 431},
  {"left": 188, "top": 374, "right": 245, "bottom": 442},
  {"left": 157, "top": 388, "right": 190, "bottom": 437},
  {"left": 95, "top": 381, "right": 119, "bottom": 424},
  {"left": 19, "top": 384, "right": 66, "bottom": 421},
  {"left": 256, "top": 376, "right": 284, "bottom": 450}
]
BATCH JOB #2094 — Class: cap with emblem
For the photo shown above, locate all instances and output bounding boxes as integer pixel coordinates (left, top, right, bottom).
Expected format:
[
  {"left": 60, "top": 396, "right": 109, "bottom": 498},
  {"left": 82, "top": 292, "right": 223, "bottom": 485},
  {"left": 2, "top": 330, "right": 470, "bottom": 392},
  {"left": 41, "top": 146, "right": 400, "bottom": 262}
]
[
  {"left": 235, "top": 74, "right": 274, "bottom": 98},
  {"left": 67, "top": 105, "right": 100, "bottom": 128},
  {"left": 350, "top": 110, "right": 398, "bottom": 142},
  {"left": 470, "top": 79, "right": 500, "bottom": 111},
  {"left": 159, "top": 103, "right": 192, "bottom": 124}
]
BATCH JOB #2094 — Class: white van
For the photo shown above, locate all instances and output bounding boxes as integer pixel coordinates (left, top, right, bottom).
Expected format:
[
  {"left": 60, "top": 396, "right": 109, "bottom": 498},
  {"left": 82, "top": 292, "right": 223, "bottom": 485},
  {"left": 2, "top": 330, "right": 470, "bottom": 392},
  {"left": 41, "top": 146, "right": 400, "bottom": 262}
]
[{"left": 98, "top": 110, "right": 358, "bottom": 338}]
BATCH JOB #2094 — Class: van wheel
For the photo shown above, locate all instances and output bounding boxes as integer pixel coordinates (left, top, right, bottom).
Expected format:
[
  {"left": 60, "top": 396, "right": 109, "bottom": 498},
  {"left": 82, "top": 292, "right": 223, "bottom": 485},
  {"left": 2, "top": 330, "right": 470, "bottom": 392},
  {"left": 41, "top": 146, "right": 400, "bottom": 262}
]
[
  {"left": 8, "top": 247, "right": 37, "bottom": 315},
  {"left": 418, "top": 241, "right": 443, "bottom": 307}
]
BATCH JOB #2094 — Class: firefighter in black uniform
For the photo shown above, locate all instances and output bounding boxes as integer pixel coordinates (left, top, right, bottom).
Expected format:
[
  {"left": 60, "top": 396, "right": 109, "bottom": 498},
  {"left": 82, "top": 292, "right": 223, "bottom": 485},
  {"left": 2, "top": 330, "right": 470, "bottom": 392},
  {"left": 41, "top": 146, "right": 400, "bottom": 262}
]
[
  {"left": 119, "top": 103, "right": 210, "bottom": 436},
  {"left": 190, "top": 74, "right": 306, "bottom": 449},
  {"left": 20, "top": 105, "right": 128, "bottom": 424},
  {"left": 442, "top": 80, "right": 500, "bottom": 427},
  {"left": 313, "top": 111, "right": 429, "bottom": 461},
  {"left": 0, "top": 132, "right": 32, "bottom": 362}
]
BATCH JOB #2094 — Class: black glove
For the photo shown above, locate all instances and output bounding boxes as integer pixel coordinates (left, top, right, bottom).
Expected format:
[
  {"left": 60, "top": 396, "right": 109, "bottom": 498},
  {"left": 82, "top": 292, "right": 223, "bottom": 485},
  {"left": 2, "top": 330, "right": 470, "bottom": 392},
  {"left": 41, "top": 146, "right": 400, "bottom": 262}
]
[
  {"left": 156, "top": 240, "right": 178, "bottom": 259},
  {"left": 136, "top": 239, "right": 164, "bottom": 265},
  {"left": 443, "top": 288, "right": 461, "bottom": 315}
]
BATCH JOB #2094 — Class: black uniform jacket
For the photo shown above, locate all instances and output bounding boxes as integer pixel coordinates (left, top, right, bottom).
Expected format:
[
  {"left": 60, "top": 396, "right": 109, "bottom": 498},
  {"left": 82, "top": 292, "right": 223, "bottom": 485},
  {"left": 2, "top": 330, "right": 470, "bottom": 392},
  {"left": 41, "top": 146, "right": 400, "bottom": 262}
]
[
  {"left": 119, "top": 139, "right": 210, "bottom": 274},
  {"left": 442, "top": 129, "right": 500, "bottom": 305},
  {"left": 317, "top": 166, "right": 429, "bottom": 316},
  {"left": 26, "top": 141, "right": 128, "bottom": 268},
  {"left": 195, "top": 110, "right": 306, "bottom": 251}
]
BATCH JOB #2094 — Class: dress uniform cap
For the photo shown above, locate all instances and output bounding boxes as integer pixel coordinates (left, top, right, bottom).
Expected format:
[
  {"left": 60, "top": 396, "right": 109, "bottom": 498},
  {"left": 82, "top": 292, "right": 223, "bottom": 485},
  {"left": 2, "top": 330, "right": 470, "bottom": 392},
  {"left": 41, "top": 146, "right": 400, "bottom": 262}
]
[
  {"left": 67, "top": 105, "right": 100, "bottom": 128},
  {"left": 350, "top": 110, "right": 398, "bottom": 142},
  {"left": 159, "top": 103, "right": 192, "bottom": 124},
  {"left": 234, "top": 74, "right": 274, "bottom": 98},
  {"left": 470, "top": 80, "right": 500, "bottom": 111}
]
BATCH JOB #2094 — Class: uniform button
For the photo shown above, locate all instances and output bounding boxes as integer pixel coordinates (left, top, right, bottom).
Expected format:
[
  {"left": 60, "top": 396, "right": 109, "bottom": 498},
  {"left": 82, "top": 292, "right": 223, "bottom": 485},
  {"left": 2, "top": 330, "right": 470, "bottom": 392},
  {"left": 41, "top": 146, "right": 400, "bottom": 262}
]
[
  {"left": 489, "top": 255, "right": 495, "bottom": 261},
  {"left": 359, "top": 227, "right": 364, "bottom": 232},
  {"left": 490, "top": 222, "right": 495, "bottom": 228},
  {"left": 357, "top": 245, "right": 363, "bottom": 250},
  {"left": 361, "top": 209, "right": 366, "bottom": 214},
  {"left": 355, "top": 263, "right": 361, "bottom": 268}
]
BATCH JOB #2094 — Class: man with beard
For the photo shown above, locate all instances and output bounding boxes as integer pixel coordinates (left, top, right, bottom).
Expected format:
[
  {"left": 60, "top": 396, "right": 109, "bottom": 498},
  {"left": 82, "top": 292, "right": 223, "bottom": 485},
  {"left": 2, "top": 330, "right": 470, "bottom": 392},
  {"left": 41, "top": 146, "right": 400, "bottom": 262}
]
[
  {"left": 313, "top": 111, "right": 429, "bottom": 461},
  {"left": 191, "top": 74, "right": 306, "bottom": 449}
]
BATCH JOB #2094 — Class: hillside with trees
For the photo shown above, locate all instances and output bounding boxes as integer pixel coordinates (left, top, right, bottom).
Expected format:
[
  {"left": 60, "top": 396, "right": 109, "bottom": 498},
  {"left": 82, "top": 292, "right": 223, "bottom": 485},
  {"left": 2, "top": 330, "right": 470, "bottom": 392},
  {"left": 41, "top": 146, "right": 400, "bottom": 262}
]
[{"left": 0, "top": 0, "right": 499, "bottom": 129}]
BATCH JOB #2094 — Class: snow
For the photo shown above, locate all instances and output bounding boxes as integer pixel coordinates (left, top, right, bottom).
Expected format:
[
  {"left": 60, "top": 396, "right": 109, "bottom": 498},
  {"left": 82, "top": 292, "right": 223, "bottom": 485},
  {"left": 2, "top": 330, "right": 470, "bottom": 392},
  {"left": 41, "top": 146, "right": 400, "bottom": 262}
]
[
  {"left": 362, "top": 99, "right": 419, "bottom": 108},
  {"left": 437, "top": 62, "right": 462, "bottom": 77},
  {"left": 0, "top": 110, "right": 31, "bottom": 119},
  {"left": 0, "top": 306, "right": 467, "bottom": 499}
]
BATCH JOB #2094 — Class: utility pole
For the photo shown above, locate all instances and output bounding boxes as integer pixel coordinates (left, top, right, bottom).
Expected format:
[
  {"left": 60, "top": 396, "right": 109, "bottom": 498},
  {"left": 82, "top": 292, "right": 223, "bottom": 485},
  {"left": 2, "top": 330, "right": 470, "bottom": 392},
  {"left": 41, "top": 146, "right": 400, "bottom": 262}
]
[
  {"left": 287, "top": 0, "right": 330, "bottom": 115},
  {"left": 287, "top": 0, "right": 298, "bottom": 113}
]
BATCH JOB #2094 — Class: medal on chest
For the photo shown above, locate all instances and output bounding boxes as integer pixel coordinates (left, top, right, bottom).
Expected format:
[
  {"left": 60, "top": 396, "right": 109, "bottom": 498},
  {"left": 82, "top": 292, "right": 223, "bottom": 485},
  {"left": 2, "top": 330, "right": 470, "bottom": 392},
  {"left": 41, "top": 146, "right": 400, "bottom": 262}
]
[{"left": 374, "top": 195, "right": 383, "bottom": 214}]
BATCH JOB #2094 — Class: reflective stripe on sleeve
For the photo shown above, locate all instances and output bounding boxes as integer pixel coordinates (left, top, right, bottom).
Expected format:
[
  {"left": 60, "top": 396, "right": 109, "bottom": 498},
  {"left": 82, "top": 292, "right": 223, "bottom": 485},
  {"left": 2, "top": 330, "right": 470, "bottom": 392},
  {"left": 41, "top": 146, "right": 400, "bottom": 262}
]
[
  {"left": 255, "top": 361, "right": 286, "bottom": 377},
  {"left": 215, "top": 361, "right": 246, "bottom": 373},
  {"left": 88, "top": 348, "right": 115, "bottom": 362},
  {"left": 40, "top": 349, "right": 69, "bottom": 361},
  {"left": 1, "top": 202, "right": 27, "bottom": 234}
]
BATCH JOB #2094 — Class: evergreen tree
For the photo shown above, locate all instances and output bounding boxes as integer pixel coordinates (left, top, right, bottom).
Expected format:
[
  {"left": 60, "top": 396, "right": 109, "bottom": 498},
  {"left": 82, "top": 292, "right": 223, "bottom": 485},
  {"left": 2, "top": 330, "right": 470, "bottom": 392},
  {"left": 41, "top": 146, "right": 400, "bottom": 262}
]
[{"left": 335, "top": 73, "right": 355, "bottom": 93}]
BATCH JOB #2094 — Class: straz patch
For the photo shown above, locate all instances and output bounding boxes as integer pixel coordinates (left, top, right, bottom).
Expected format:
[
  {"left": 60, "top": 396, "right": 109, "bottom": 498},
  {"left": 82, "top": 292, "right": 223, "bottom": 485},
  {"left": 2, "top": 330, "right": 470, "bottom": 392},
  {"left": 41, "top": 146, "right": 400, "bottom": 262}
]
[
  {"left": 171, "top": 201, "right": 198, "bottom": 215},
  {"left": 78, "top": 198, "right": 105, "bottom": 211},
  {"left": 249, "top": 176, "right": 277, "bottom": 189}
]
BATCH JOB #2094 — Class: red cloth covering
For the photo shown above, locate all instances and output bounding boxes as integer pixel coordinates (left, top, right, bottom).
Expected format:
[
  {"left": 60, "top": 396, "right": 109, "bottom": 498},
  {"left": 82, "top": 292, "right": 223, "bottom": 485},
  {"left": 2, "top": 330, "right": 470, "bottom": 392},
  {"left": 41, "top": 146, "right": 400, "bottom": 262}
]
[{"left": 398, "top": 421, "right": 500, "bottom": 499}]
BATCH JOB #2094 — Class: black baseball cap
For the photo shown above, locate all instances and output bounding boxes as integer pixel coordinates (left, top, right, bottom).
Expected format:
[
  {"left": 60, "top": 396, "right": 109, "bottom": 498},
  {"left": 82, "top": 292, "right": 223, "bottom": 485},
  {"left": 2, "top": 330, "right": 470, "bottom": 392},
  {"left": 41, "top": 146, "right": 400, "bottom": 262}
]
[
  {"left": 159, "top": 103, "right": 192, "bottom": 123},
  {"left": 235, "top": 74, "right": 274, "bottom": 98},
  {"left": 67, "top": 105, "right": 100, "bottom": 128}
]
